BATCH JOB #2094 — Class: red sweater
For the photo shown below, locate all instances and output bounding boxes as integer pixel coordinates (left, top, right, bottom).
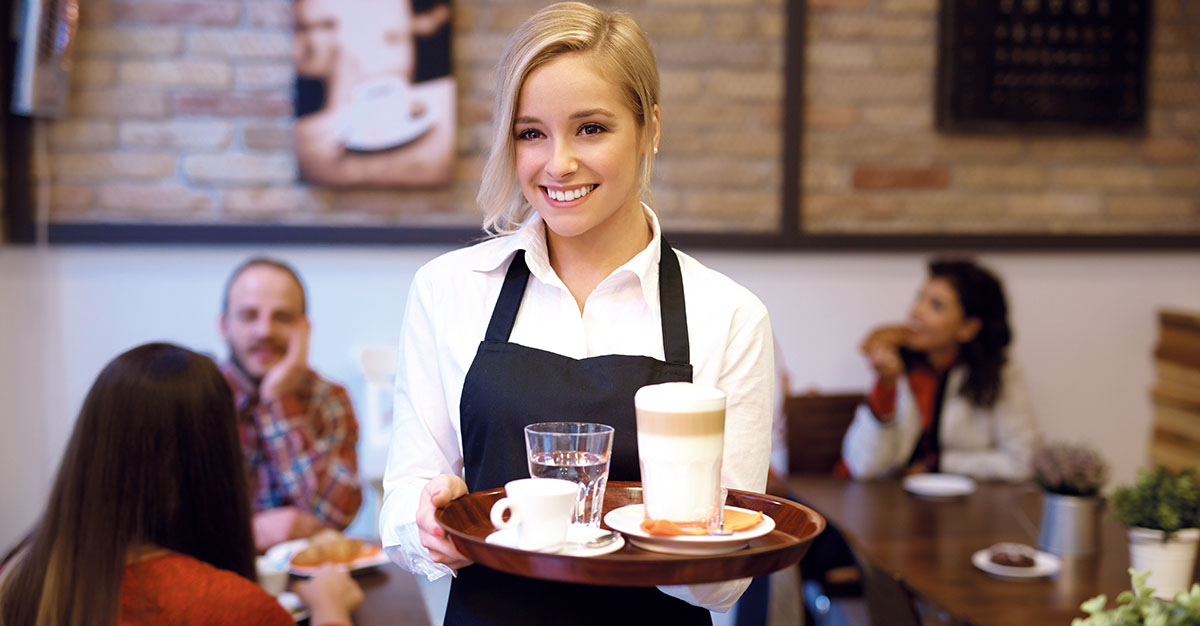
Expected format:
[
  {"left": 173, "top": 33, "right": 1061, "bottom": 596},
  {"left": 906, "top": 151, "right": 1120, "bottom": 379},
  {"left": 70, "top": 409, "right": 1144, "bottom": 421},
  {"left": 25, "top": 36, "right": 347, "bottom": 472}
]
[{"left": 120, "top": 553, "right": 293, "bottom": 626}]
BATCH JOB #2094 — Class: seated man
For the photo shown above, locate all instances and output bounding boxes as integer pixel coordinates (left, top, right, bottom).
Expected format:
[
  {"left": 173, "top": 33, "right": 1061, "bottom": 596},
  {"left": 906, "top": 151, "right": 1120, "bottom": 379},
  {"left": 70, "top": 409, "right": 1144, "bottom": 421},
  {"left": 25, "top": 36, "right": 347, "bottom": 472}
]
[{"left": 219, "top": 257, "right": 362, "bottom": 552}]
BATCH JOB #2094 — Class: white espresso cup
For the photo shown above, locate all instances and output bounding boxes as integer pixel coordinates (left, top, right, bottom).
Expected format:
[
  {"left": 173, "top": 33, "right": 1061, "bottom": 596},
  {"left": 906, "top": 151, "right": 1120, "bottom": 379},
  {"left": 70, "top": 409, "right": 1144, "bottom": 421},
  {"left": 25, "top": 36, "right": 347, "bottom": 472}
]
[
  {"left": 489, "top": 478, "right": 578, "bottom": 551},
  {"left": 635, "top": 382, "right": 726, "bottom": 528},
  {"left": 255, "top": 554, "right": 289, "bottom": 596}
]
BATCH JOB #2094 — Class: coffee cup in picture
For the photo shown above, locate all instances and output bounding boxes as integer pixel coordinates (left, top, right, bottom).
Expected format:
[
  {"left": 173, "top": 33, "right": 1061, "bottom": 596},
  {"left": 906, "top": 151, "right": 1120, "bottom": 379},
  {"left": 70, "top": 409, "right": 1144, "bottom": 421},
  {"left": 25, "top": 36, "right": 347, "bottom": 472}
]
[
  {"left": 489, "top": 477, "right": 578, "bottom": 551},
  {"left": 634, "top": 382, "right": 726, "bottom": 528}
]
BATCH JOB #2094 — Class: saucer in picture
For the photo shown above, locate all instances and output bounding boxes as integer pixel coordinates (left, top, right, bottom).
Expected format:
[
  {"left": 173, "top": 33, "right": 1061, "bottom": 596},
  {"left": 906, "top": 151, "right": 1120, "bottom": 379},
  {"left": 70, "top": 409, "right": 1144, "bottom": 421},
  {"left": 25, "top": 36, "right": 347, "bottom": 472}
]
[
  {"left": 971, "top": 546, "right": 1061, "bottom": 579},
  {"left": 603, "top": 505, "right": 775, "bottom": 555}
]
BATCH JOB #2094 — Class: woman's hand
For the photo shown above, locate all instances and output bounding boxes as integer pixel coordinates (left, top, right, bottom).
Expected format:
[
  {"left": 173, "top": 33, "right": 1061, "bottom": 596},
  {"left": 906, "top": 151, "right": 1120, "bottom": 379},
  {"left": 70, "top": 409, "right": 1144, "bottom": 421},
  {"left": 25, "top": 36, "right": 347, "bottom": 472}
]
[
  {"left": 295, "top": 565, "right": 364, "bottom": 626},
  {"left": 416, "top": 474, "right": 472, "bottom": 570},
  {"left": 866, "top": 344, "right": 904, "bottom": 384}
]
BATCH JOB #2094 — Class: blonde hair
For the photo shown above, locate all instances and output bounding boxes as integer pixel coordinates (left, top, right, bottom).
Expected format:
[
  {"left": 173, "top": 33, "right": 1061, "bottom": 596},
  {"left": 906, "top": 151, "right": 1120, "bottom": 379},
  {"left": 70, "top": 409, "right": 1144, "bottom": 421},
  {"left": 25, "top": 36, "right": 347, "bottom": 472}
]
[{"left": 477, "top": 2, "right": 661, "bottom": 236}]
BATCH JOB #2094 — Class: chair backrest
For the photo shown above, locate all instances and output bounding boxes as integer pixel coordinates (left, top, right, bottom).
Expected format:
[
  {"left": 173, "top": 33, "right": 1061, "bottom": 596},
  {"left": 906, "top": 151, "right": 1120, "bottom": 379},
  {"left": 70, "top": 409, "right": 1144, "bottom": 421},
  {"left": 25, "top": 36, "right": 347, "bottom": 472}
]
[{"left": 785, "top": 391, "right": 864, "bottom": 474}]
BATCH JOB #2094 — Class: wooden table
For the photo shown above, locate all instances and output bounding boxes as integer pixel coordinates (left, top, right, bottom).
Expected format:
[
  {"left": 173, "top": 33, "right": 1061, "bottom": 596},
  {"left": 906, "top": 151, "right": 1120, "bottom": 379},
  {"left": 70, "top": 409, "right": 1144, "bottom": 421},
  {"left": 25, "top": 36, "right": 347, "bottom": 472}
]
[{"left": 786, "top": 475, "right": 1145, "bottom": 626}]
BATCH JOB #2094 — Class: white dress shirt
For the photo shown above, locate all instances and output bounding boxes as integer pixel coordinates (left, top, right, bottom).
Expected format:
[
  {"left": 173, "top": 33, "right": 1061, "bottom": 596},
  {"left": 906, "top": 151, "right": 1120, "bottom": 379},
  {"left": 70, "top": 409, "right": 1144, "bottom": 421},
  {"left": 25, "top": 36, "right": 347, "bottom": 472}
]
[{"left": 379, "top": 206, "right": 775, "bottom": 612}]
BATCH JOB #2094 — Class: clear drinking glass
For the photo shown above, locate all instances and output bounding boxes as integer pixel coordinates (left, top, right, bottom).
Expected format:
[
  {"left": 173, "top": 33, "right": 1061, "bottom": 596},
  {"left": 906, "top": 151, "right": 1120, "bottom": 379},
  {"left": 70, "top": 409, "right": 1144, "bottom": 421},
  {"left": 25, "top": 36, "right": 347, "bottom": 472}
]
[{"left": 524, "top": 422, "right": 614, "bottom": 528}]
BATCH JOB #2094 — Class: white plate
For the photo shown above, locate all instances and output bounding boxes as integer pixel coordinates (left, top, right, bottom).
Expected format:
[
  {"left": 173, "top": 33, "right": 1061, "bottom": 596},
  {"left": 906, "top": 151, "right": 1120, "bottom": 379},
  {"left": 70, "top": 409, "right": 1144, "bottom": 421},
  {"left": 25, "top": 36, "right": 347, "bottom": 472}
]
[
  {"left": 972, "top": 546, "right": 1061, "bottom": 579},
  {"left": 265, "top": 537, "right": 390, "bottom": 577},
  {"left": 277, "top": 591, "right": 309, "bottom": 622},
  {"left": 485, "top": 523, "right": 625, "bottom": 557},
  {"left": 602, "top": 505, "right": 775, "bottom": 555},
  {"left": 902, "top": 473, "right": 976, "bottom": 498}
]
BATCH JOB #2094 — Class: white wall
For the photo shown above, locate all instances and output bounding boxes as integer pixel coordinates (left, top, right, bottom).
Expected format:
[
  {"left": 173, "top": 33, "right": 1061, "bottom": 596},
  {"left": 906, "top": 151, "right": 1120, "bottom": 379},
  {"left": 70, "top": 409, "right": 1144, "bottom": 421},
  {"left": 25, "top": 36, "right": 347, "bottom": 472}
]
[{"left": 2, "top": 245, "right": 1198, "bottom": 549}]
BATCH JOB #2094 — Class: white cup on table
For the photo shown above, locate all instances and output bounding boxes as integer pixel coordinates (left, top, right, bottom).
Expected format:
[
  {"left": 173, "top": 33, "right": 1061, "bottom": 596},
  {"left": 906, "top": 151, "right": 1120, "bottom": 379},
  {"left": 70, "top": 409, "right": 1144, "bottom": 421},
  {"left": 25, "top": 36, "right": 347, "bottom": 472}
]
[
  {"left": 256, "top": 554, "right": 289, "bottom": 596},
  {"left": 489, "top": 477, "right": 578, "bottom": 551}
]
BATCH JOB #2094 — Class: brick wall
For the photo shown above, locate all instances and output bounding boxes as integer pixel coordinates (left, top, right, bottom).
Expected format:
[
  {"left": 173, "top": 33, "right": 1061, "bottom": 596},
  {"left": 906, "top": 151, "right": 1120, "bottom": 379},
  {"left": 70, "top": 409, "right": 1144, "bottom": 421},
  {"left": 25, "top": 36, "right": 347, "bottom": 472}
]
[
  {"left": 36, "top": 0, "right": 1199, "bottom": 236},
  {"left": 803, "top": 0, "right": 1200, "bottom": 234}
]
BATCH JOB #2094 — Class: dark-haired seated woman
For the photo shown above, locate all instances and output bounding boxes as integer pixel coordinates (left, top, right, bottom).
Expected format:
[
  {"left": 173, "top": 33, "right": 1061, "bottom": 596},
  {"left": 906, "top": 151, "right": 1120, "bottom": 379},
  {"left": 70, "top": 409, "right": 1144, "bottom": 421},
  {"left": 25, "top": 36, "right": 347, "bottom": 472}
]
[
  {"left": 0, "top": 343, "right": 362, "bottom": 626},
  {"left": 841, "top": 258, "right": 1040, "bottom": 480}
]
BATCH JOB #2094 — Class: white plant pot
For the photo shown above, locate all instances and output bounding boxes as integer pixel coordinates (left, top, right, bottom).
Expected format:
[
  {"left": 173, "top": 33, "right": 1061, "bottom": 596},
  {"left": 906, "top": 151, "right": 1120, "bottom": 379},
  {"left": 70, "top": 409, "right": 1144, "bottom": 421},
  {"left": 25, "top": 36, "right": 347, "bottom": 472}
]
[{"left": 1127, "top": 527, "right": 1200, "bottom": 599}]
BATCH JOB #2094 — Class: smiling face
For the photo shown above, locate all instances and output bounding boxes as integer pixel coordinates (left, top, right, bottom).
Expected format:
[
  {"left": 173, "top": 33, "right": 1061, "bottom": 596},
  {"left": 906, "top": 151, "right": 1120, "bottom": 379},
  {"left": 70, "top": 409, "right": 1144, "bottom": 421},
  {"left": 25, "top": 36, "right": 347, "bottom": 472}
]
[
  {"left": 219, "top": 265, "right": 305, "bottom": 380},
  {"left": 513, "top": 52, "right": 657, "bottom": 245},
  {"left": 906, "top": 277, "right": 982, "bottom": 356}
]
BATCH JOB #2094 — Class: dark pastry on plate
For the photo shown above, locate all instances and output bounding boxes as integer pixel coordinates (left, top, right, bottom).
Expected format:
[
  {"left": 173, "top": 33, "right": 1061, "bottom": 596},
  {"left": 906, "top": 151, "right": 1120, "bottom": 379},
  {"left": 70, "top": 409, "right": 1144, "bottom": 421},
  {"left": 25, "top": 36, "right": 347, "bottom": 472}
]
[{"left": 988, "top": 542, "right": 1036, "bottom": 568}]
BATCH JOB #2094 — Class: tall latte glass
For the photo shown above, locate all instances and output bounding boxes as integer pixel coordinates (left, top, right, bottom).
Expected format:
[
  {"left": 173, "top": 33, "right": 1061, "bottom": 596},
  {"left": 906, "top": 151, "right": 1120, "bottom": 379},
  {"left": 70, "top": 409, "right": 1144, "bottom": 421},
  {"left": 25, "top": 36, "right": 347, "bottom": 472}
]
[{"left": 634, "top": 382, "right": 726, "bottom": 528}]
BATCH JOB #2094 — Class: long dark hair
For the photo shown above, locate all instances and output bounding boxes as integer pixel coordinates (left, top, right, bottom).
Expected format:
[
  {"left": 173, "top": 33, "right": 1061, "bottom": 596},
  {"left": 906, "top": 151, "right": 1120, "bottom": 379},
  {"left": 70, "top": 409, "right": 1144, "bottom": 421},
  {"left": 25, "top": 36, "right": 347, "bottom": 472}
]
[
  {"left": 903, "top": 258, "right": 1011, "bottom": 408},
  {"left": 0, "top": 343, "right": 255, "bottom": 626}
]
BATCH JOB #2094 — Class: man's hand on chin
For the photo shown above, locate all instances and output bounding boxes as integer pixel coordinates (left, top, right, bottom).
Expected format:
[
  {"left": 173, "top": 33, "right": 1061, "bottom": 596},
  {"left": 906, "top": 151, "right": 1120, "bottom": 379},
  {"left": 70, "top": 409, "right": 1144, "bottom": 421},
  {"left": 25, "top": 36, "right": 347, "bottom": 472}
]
[
  {"left": 253, "top": 505, "right": 326, "bottom": 553},
  {"left": 260, "top": 317, "right": 312, "bottom": 404}
]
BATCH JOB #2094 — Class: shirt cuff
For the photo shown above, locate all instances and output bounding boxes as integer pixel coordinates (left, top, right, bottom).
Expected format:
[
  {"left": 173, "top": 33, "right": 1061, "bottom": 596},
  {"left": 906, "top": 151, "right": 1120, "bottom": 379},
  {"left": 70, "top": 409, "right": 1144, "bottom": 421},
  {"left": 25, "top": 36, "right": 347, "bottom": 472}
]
[
  {"left": 657, "top": 577, "right": 752, "bottom": 613},
  {"left": 867, "top": 379, "right": 897, "bottom": 422}
]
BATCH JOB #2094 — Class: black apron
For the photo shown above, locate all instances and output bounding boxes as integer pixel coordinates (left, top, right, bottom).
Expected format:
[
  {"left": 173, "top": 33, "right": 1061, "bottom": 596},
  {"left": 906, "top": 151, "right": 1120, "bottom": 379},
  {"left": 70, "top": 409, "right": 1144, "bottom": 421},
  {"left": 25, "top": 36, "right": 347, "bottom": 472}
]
[{"left": 445, "top": 238, "right": 713, "bottom": 626}]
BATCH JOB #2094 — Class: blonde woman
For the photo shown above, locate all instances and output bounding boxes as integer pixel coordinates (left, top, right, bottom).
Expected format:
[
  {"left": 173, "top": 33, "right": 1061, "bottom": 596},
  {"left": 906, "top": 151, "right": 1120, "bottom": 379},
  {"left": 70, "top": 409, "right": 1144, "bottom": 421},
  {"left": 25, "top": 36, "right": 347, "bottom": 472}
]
[{"left": 379, "top": 3, "right": 774, "bottom": 624}]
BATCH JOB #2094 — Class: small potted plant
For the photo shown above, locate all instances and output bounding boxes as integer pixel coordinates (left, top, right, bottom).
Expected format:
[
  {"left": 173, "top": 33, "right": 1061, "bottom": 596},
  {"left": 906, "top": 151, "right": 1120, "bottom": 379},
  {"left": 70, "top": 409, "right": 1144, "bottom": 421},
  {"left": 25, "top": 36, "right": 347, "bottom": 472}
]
[
  {"left": 1110, "top": 466, "right": 1200, "bottom": 600},
  {"left": 1072, "top": 569, "right": 1200, "bottom": 625},
  {"left": 1032, "top": 442, "right": 1110, "bottom": 556}
]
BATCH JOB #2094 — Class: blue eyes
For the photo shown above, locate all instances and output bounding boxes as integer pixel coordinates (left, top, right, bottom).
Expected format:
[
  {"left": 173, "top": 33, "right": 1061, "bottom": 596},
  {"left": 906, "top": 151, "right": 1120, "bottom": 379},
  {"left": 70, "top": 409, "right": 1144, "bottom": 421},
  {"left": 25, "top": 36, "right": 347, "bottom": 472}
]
[{"left": 516, "top": 129, "right": 543, "bottom": 141}]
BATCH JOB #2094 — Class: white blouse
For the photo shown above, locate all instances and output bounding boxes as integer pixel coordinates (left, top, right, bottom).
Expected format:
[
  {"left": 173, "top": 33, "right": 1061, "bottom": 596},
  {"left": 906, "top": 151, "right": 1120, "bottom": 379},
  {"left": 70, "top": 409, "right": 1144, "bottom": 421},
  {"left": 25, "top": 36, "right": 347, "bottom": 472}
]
[{"left": 379, "top": 207, "right": 775, "bottom": 611}]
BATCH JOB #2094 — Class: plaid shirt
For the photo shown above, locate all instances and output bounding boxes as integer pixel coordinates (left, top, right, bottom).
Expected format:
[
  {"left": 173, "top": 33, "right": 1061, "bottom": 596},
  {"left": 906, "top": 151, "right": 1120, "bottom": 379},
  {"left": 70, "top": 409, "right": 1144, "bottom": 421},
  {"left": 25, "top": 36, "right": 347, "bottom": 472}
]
[{"left": 222, "top": 361, "right": 363, "bottom": 529}]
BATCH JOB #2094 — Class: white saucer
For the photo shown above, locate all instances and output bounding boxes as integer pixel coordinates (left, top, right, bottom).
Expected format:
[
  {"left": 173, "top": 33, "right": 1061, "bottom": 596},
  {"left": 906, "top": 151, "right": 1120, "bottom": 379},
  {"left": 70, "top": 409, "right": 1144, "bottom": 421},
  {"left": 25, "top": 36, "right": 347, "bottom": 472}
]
[
  {"left": 343, "top": 108, "right": 436, "bottom": 152},
  {"left": 265, "top": 537, "right": 389, "bottom": 577},
  {"left": 902, "top": 473, "right": 976, "bottom": 499},
  {"left": 971, "top": 546, "right": 1061, "bottom": 579},
  {"left": 485, "top": 523, "right": 625, "bottom": 557},
  {"left": 602, "top": 505, "right": 775, "bottom": 555},
  {"left": 277, "top": 591, "right": 309, "bottom": 622}
]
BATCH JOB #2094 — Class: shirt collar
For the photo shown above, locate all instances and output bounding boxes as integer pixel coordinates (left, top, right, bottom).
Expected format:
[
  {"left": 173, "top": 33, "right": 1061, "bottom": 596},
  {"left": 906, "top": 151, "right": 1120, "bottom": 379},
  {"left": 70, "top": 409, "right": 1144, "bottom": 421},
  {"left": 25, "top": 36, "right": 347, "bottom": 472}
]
[{"left": 468, "top": 204, "right": 666, "bottom": 310}]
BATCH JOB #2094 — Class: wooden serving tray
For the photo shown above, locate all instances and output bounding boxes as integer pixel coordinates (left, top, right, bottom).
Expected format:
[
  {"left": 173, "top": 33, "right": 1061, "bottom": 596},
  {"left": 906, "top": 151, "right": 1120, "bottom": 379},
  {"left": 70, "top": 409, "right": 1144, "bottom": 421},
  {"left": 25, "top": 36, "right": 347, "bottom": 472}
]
[{"left": 434, "top": 481, "right": 825, "bottom": 586}]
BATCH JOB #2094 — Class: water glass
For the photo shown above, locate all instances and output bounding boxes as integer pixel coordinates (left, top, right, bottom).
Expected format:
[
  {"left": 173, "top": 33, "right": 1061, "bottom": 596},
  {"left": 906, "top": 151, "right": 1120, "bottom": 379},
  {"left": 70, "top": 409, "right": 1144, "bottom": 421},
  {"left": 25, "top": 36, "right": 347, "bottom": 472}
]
[{"left": 524, "top": 422, "right": 614, "bottom": 527}]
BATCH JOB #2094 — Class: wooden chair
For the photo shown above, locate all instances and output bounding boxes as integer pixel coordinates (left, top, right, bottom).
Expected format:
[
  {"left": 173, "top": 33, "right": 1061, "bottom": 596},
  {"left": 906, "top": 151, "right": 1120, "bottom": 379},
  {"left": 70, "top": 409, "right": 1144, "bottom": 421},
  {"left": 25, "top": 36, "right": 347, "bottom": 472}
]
[{"left": 785, "top": 390, "right": 864, "bottom": 474}]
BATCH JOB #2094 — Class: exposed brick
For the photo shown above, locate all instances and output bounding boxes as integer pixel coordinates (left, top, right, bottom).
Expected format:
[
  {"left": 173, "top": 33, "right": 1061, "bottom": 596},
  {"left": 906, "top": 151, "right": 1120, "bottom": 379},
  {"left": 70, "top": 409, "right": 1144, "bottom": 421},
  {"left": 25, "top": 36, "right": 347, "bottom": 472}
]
[
  {"left": 807, "top": 132, "right": 937, "bottom": 160},
  {"left": 1028, "top": 138, "right": 1132, "bottom": 161},
  {"left": 861, "top": 104, "right": 930, "bottom": 127},
  {"left": 1174, "top": 111, "right": 1200, "bottom": 132},
  {"left": 119, "top": 120, "right": 234, "bottom": 149},
  {"left": 454, "top": 34, "right": 510, "bottom": 66},
  {"left": 53, "top": 152, "right": 178, "bottom": 180},
  {"left": 1152, "top": 52, "right": 1191, "bottom": 78},
  {"left": 1053, "top": 166, "right": 1157, "bottom": 191},
  {"left": 804, "top": 193, "right": 901, "bottom": 218},
  {"left": 803, "top": 162, "right": 849, "bottom": 191},
  {"left": 853, "top": 166, "right": 949, "bottom": 189},
  {"left": 637, "top": 11, "right": 705, "bottom": 36},
  {"left": 51, "top": 186, "right": 96, "bottom": 211},
  {"left": 76, "top": 27, "right": 182, "bottom": 56},
  {"left": 655, "top": 41, "right": 774, "bottom": 69},
  {"left": 70, "top": 60, "right": 118, "bottom": 87},
  {"left": 1152, "top": 81, "right": 1200, "bottom": 106},
  {"left": 185, "top": 31, "right": 291, "bottom": 59},
  {"left": 808, "top": 43, "right": 876, "bottom": 70},
  {"left": 115, "top": 2, "right": 241, "bottom": 26},
  {"left": 247, "top": 3, "right": 294, "bottom": 28},
  {"left": 98, "top": 184, "right": 215, "bottom": 212},
  {"left": 660, "top": 70, "right": 704, "bottom": 99},
  {"left": 243, "top": 125, "right": 294, "bottom": 150},
  {"left": 805, "top": 105, "right": 859, "bottom": 128},
  {"left": 706, "top": 131, "right": 781, "bottom": 157},
  {"left": 821, "top": 16, "right": 933, "bottom": 40},
  {"left": 1007, "top": 193, "right": 1103, "bottom": 217},
  {"left": 877, "top": 44, "right": 934, "bottom": 70},
  {"left": 808, "top": 0, "right": 871, "bottom": 8},
  {"left": 49, "top": 121, "right": 118, "bottom": 148},
  {"left": 655, "top": 157, "right": 776, "bottom": 187},
  {"left": 68, "top": 88, "right": 169, "bottom": 117},
  {"left": 119, "top": 61, "right": 232, "bottom": 88},
  {"left": 651, "top": 0, "right": 759, "bottom": 7},
  {"left": 1106, "top": 195, "right": 1197, "bottom": 217},
  {"left": 881, "top": 0, "right": 937, "bottom": 13},
  {"left": 930, "top": 137, "right": 1025, "bottom": 160},
  {"left": 1158, "top": 168, "right": 1200, "bottom": 191},
  {"left": 1141, "top": 138, "right": 1199, "bottom": 163},
  {"left": 707, "top": 71, "right": 782, "bottom": 100},
  {"left": 221, "top": 187, "right": 335, "bottom": 214},
  {"left": 898, "top": 192, "right": 1009, "bottom": 217},
  {"left": 955, "top": 165, "right": 1048, "bottom": 189},
  {"left": 184, "top": 153, "right": 295, "bottom": 184},
  {"left": 234, "top": 63, "right": 294, "bottom": 90},
  {"left": 172, "top": 92, "right": 291, "bottom": 116},
  {"left": 807, "top": 71, "right": 929, "bottom": 102}
]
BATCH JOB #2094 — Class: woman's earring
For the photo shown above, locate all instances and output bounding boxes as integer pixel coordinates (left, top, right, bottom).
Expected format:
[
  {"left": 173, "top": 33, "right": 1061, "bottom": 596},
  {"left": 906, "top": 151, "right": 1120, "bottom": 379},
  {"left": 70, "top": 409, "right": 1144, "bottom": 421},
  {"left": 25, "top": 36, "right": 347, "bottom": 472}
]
[{"left": 653, "top": 146, "right": 659, "bottom": 155}]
